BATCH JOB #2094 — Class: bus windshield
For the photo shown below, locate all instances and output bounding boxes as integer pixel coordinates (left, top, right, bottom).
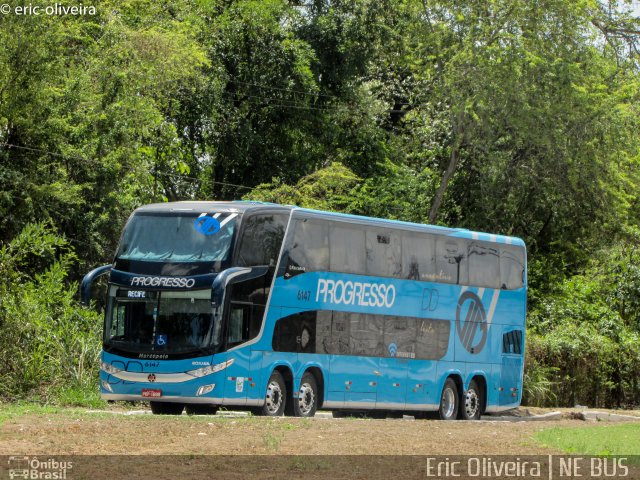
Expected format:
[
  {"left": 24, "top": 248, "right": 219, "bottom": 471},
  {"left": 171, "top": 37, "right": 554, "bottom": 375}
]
[
  {"left": 116, "top": 212, "right": 238, "bottom": 263},
  {"left": 105, "top": 288, "right": 221, "bottom": 356}
]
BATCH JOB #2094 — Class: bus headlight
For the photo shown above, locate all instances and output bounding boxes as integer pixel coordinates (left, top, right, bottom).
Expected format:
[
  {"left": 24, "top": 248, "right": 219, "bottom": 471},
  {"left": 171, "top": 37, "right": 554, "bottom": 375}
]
[
  {"left": 101, "top": 362, "right": 123, "bottom": 375},
  {"left": 186, "top": 359, "right": 234, "bottom": 378}
]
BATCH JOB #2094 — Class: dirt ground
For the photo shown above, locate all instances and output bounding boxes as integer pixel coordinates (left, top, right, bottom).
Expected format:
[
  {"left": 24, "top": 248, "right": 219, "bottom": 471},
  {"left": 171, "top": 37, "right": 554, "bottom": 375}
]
[{"left": 1, "top": 406, "right": 639, "bottom": 456}]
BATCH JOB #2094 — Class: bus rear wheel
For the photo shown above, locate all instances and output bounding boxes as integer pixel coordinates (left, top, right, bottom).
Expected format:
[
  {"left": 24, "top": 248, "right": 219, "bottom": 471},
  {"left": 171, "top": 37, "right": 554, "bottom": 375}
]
[
  {"left": 438, "top": 378, "right": 459, "bottom": 420},
  {"left": 257, "top": 370, "right": 286, "bottom": 416},
  {"left": 293, "top": 372, "right": 318, "bottom": 417},
  {"left": 150, "top": 402, "right": 184, "bottom": 415},
  {"left": 460, "top": 379, "right": 483, "bottom": 420}
]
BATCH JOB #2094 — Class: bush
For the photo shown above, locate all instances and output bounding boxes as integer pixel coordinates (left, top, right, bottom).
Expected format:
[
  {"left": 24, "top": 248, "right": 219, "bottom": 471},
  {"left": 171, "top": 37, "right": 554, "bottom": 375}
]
[
  {"left": 522, "top": 343, "right": 558, "bottom": 407},
  {"left": 526, "top": 243, "right": 640, "bottom": 408},
  {"left": 0, "top": 223, "right": 103, "bottom": 405}
]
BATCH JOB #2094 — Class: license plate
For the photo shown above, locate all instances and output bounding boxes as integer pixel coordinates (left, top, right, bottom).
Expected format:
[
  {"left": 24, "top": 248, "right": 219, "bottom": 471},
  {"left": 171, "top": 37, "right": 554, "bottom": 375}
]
[{"left": 141, "top": 389, "right": 162, "bottom": 398}]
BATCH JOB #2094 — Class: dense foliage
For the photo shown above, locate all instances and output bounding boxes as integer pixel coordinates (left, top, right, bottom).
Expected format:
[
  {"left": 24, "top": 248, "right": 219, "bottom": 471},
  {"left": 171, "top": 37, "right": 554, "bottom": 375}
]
[
  {"left": 0, "top": 0, "right": 638, "bottom": 407},
  {"left": 0, "top": 224, "right": 102, "bottom": 405}
]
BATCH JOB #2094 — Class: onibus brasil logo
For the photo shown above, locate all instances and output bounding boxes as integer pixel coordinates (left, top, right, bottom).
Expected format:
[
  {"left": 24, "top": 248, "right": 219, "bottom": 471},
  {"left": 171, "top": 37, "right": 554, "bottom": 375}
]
[
  {"left": 8, "top": 456, "right": 72, "bottom": 479},
  {"left": 455, "top": 291, "right": 488, "bottom": 354}
]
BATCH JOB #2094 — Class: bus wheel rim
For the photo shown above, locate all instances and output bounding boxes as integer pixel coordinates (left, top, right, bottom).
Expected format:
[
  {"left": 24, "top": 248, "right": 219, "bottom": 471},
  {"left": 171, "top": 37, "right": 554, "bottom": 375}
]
[
  {"left": 465, "top": 389, "right": 479, "bottom": 418},
  {"left": 265, "top": 381, "right": 283, "bottom": 414},
  {"left": 298, "top": 382, "right": 315, "bottom": 415},
  {"left": 442, "top": 388, "right": 456, "bottom": 418}
]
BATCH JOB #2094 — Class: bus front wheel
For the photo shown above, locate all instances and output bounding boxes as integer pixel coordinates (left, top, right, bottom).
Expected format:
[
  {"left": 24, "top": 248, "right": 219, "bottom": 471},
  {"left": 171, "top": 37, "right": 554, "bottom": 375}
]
[
  {"left": 292, "top": 372, "right": 318, "bottom": 417},
  {"left": 257, "top": 370, "right": 287, "bottom": 416},
  {"left": 150, "top": 402, "right": 184, "bottom": 415},
  {"left": 438, "top": 378, "right": 459, "bottom": 420}
]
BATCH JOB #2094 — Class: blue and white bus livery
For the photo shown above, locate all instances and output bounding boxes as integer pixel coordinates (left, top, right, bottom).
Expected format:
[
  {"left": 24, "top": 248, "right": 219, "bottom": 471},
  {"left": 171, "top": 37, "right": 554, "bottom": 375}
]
[{"left": 82, "top": 201, "right": 526, "bottom": 419}]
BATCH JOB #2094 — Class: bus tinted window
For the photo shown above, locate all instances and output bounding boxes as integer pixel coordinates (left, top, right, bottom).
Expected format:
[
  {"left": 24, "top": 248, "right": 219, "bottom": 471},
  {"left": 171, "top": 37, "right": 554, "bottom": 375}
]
[
  {"left": 316, "top": 310, "right": 333, "bottom": 354},
  {"left": 502, "top": 329, "right": 523, "bottom": 354},
  {"left": 285, "top": 215, "right": 524, "bottom": 291},
  {"left": 272, "top": 311, "right": 300, "bottom": 352},
  {"left": 416, "top": 318, "right": 451, "bottom": 360},
  {"left": 384, "top": 316, "right": 416, "bottom": 358},
  {"left": 351, "top": 313, "right": 384, "bottom": 356},
  {"left": 500, "top": 245, "right": 525, "bottom": 290},
  {"left": 272, "top": 310, "right": 317, "bottom": 353},
  {"left": 226, "top": 300, "right": 264, "bottom": 347},
  {"left": 331, "top": 311, "right": 351, "bottom": 354},
  {"left": 366, "top": 230, "right": 402, "bottom": 277},
  {"left": 287, "top": 219, "right": 329, "bottom": 274},
  {"left": 436, "top": 238, "right": 467, "bottom": 284},
  {"left": 330, "top": 224, "right": 366, "bottom": 275},
  {"left": 272, "top": 310, "right": 450, "bottom": 360},
  {"left": 468, "top": 241, "right": 500, "bottom": 288},
  {"left": 236, "top": 214, "right": 288, "bottom": 267},
  {"left": 402, "top": 232, "right": 436, "bottom": 281}
]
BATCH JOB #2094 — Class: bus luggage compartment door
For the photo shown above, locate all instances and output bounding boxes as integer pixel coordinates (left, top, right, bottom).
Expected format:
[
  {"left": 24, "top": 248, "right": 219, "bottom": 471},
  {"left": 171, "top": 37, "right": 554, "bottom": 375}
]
[
  {"left": 499, "top": 356, "right": 522, "bottom": 406},
  {"left": 376, "top": 357, "right": 408, "bottom": 410},
  {"left": 329, "top": 355, "right": 378, "bottom": 407}
]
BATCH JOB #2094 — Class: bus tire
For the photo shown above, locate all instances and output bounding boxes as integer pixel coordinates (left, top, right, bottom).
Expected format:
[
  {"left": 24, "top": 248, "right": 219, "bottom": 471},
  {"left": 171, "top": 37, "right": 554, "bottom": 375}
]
[
  {"left": 438, "top": 378, "right": 459, "bottom": 420},
  {"left": 258, "top": 370, "right": 287, "bottom": 416},
  {"left": 292, "top": 372, "right": 318, "bottom": 417},
  {"left": 150, "top": 402, "right": 184, "bottom": 415},
  {"left": 185, "top": 404, "right": 218, "bottom": 415},
  {"left": 460, "top": 379, "right": 482, "bottom": 420}
]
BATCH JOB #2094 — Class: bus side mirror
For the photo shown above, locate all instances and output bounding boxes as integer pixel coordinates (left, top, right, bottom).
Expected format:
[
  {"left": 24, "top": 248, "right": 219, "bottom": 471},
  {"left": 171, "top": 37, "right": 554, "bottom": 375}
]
[
  {"left": 80, "top": 264, "right": 112, "bottom": 306},
  {"left": 211, "top": 266, "right": 270, "bottom": 307}
]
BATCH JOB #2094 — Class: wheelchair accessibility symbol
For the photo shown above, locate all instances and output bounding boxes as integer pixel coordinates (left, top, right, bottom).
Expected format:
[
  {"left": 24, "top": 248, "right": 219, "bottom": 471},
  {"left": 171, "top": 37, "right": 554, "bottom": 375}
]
[{"left": 156, "top": 334, "right": 167, "bottom": 346}]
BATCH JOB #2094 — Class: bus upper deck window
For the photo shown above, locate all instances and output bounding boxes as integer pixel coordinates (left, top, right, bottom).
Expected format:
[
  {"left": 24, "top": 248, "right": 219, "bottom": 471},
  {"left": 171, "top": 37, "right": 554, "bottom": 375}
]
[{"left": 500, "top": 245, "right": 525, "bottom": 290}]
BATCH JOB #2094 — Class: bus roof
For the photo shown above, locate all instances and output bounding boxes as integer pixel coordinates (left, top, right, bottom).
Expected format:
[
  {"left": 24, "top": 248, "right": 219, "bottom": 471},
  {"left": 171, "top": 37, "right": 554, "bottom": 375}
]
[
  {"left": 134, "top": 201, "right": 525, "bottom": 247},
  {"left": 293, "top": 207, "right": 525, "bottom": 247},
  {"left": 134, "top": 200, "right": 293, "bottom": 214}
]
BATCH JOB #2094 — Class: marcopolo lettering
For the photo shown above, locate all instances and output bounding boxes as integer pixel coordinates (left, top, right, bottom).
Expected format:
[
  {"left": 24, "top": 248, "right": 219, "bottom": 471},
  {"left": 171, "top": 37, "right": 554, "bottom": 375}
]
[
  {"left": 130, "top": 276, "right": 196, "bottom": 288},
  {"left": 316, "top": 278, "right": 396, "bottom": 308}
]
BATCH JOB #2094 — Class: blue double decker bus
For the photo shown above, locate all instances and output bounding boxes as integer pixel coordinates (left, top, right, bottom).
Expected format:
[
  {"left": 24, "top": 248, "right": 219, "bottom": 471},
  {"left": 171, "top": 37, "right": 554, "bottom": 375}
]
[{"left": 82, "top": 201, "right": 526, "bottom": 419}]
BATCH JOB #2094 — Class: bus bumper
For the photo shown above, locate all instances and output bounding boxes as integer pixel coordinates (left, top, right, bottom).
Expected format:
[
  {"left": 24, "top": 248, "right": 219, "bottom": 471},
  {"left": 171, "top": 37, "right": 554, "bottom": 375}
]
[{"left": 101, "top": 394, "right": 224, "bottom": 404}]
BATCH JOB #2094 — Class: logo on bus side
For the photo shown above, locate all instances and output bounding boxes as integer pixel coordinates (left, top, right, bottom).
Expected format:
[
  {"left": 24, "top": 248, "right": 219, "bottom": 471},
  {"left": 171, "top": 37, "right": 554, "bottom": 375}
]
[
  {"left": 455, "top": 291, "right": 488, "bottom": 354},
  {"left": 316, "top": 278, "right": 396, "bottom": 308}
]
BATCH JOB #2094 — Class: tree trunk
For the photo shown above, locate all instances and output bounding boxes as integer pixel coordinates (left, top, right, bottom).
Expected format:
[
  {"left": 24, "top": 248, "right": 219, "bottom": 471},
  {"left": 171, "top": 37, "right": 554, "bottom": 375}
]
[{"left": 428, "top": 134, "right": 462, "bottom": 224}]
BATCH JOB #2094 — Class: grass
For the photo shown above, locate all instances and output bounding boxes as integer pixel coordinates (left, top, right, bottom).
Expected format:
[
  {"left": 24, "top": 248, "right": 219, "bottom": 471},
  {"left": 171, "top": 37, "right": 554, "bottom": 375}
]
[
  {"left": 0, "top": 383, "right": 107, "bottom": 426},
  {"left": 0, "top": 401, "right": 140, "bottom": 426},
  {"left": 262, "top": 431, "right": 283, "bottom": 451},
  {"left": 0, "top": 402, "right": 118, "bottom": 428},
  {"left": 534, "top": 423, "right": 640, "bottom": 456},
  {"left": 0, "top": 403, "right": 62, "bottom": 426},
  {"left": 51, "top": 384, "right": 107, "bottom": 409}
]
